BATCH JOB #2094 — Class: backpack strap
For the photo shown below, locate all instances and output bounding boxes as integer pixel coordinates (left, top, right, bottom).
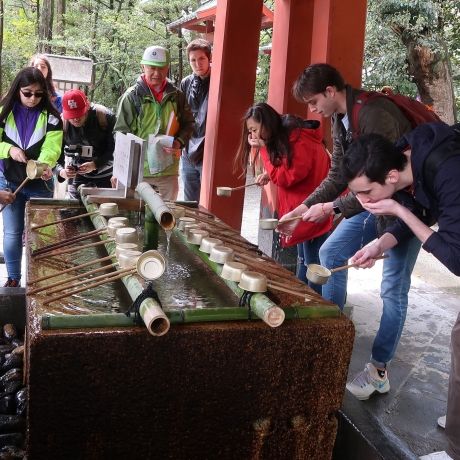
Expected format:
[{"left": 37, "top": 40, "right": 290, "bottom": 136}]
[
  {"left": 60, "top": 113, "right": 68, "bottom": 133},
  {"left": 351, "top": 91, "right": 380, "bottom": 139},
  {"left": 92, "top": 104, "right": 108, "bottom": 130}
]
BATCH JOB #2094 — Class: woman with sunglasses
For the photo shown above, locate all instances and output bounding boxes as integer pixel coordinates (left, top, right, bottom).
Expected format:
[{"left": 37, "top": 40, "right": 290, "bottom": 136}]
[
  {"left": 29, "top": 54, "right": 63, "bottom": 113},
  {"left": 0, "top": 67, "right": 63, "bottom": 287}
]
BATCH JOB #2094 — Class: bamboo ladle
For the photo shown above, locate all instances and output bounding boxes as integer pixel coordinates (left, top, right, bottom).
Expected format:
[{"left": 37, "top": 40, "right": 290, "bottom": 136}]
[
  {"left": 259, "top": 215, "right": 302, "bottom": 230},
  {"left": 238, "top": 271, "right": 314, "bottom": 302},
  {"left": 42, "top": 250, "right": 166, "bottom": 305},
  {"left": 0, "top": 160, "right": 47, "bottom": 212},
  {"left": 28, "top": 254, "right": 114, "bottom": 285},
  {"left": 307, "top": 255, "right": 389, "bottom": 285},
  {"left": 28, "top": 262, "right": 118, "bottom": 295},
  {"left": 216, "top": 182, "right": 259, "bottom": 197},
  {"left": 33, "top": 238, "right": 114, "bottom": 260},
  {"left": 31, "top": 202, "right": 118, "bottom": 231},
  {"left": 31, "top": 228, "right": 107, "bottom": 256}
]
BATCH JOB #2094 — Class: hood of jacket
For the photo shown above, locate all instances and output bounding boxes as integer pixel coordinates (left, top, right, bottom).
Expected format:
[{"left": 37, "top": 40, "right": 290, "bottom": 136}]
[{"left": 397, "top": 121, "right": 457, "bottom": 209}]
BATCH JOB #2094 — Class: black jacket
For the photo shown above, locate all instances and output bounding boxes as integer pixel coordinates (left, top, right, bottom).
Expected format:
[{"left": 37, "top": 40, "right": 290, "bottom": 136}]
[
  {"left": 388, "top": 122, "right": 460, "bottom": 275},
  {"left": 180, "top": 73, "right": 210, "bottom": 165},
  {"left": 56, "top": 104, "right": 115, "bottom": 181}
]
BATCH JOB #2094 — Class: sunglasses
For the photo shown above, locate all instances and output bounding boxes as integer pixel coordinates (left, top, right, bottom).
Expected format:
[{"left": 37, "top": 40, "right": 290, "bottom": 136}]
[{"left": 20, "top": 89, "right": 44, "bottom": 99}]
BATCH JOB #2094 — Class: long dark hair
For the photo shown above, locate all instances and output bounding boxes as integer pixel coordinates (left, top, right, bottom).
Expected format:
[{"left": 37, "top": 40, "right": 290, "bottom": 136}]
[
  {"left": 234, "top": 102, "right": 305, "bottom": 176},
  {"left": 29, "top": 54, "right": 57, "bottom": 97},
  {"left": 0, "top": 67, "right": 60, "bottom": 124}
]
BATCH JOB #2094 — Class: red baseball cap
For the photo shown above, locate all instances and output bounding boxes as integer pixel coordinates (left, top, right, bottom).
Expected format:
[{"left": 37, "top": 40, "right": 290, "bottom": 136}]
[{"left": 62, "top": 89, "right": 89, "bottom": 120}]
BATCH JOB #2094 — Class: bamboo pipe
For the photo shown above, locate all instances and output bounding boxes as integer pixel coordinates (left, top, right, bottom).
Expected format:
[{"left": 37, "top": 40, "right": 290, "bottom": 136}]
[
  {"left": 136, "top": 182, "right": 175, "bottom": 230},
  {"left": 173, "top": 230, "right": 302, "bottom": 326},
  {"left": 42, "top": 269, "right": 170, "bottom": 336},
  {"left": 28, "top": 255, "right": 114, "bottom": 285},
  {"left": 0, "top": 177, "right": 30, "bottom": 212},
  {"left": 40, "top": 302, "right": 340, "bottom": 331},
  {"left": 33, "top": 239, "right": 114, "bottom": 260},
  {"left": 31, "top": 228, "right": 106, "bottom": 256},
  {"left": 28, "top": 262, "right": 118, "bottom": 295},
  {"left": 43, "top": 267, "right": 137, "bottom": 305},
  {"left": 80, "top": 193, "right": 171, "bottom": 337}
]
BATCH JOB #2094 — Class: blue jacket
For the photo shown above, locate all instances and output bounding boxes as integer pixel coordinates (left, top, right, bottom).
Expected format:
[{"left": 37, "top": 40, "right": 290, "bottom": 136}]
[{"left": 389, "top": 122, "right": 460, "bottom": 275}]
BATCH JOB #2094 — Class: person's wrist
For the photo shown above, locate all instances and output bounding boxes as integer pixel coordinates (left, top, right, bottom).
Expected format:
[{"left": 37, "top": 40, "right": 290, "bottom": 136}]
[
  {"left": 174, "top": 137, "right": 185, "bottom": 149},
  {"left": 321, "top": 202, "right": 334, "bottom": 216}
]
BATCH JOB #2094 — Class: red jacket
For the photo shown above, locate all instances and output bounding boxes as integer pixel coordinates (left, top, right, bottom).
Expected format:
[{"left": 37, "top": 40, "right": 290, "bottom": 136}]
[{"left": 260, "top": 127, "right": 333, "bottom": 247}]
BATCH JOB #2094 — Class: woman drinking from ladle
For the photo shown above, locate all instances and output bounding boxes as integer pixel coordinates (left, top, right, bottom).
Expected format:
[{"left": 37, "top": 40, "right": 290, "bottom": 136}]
[{"left": 235, "top": 102, "right": 332, "bottom": 294}]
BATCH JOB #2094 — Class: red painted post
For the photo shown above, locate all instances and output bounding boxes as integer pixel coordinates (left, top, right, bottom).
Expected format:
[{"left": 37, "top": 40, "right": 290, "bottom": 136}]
[
  {"left": 200, "top": 0, "right": 264, "bottom": 230},
  {"left": 311, "top": 0, "right": 367, "bottom": 87}
]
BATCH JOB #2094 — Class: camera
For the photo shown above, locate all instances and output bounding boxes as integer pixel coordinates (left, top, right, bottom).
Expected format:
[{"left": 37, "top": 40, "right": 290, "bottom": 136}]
[{"left": 64, "top": 144, "right": 93, "bottom": 171}]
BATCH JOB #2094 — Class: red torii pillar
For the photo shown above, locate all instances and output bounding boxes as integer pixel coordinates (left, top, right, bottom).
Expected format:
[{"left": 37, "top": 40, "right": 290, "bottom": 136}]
[
  {"left": 200, "top": 0, "right": 264, "bottom": 230},
  {"left": 259, "top": 0, "right": 367, "bottom": 255}
]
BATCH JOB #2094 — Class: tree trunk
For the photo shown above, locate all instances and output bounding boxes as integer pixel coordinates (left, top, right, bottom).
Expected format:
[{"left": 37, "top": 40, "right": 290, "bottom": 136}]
[
  {"left": 56, "top": 0, "right": 66, "bottom": 54},
  {"left": 178, "top": 28, "right": 183, "bottom": 83},
  {"left": 39, "top": 0, "right": 54, "bottom": 53},
  {"left": 406, "top": 41, "right": 457, "bottom": 124}
]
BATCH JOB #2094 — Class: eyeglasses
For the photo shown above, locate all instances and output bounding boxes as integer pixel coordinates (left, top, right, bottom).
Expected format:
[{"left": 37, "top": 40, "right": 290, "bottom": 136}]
[{"left": 20, "top": 89, "right": 44, "bottom": 99}]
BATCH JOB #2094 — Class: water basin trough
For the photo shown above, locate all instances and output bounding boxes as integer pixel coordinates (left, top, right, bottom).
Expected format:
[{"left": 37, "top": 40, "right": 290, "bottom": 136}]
[{"left": 24, "top": 198, "right": 354, "bottom": 459}]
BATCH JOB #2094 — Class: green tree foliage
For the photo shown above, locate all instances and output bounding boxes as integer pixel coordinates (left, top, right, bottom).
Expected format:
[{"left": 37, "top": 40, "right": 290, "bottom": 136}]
[
  {"left": 364, "top": 0, "right": 459, "bottom": 115},
  {"left": 1, "top": 0, "right": 198, "bottom": 106},
  {"left": 1, "top": 6, "right": 37, "bottom": 93}
]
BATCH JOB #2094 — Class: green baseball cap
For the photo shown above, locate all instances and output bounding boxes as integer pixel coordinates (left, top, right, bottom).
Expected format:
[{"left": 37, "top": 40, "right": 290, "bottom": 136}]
[{"left": 141, "top": 46, "right": 170, "bottom": 67}]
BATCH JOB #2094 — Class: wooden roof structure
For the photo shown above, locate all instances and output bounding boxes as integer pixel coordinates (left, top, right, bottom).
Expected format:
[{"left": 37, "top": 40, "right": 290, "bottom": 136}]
[{"left": 168, "top": 0, "right": 274, "bottom": 38}]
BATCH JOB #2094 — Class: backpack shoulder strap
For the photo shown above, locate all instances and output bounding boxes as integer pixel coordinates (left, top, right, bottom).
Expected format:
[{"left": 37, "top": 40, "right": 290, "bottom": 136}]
[
  {"left": 92, "top": 104, "right": 109, "bottom": 130},
  {"left": 60, "top": 114, "right": 68, "bottom": 133},
  {"left": 351, "top": 91, "right": 381, "bottom": 138}
]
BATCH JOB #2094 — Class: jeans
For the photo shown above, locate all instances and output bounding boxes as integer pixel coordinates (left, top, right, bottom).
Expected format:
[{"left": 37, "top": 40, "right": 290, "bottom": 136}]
[
  {"left": 319, "top": 211, "right": 421, "bottom": 367},
  {"left": 446, "top": 312, "right": 460, "bottom": 460},
  {"left": 0, "top": 173, "right": 53, "bottom": 281},
  {"left": 296, "top": 231, "right": 331, "bottom": 295},
  {"left": 180, "top": 154, "right": 202, "bottom": 202}
]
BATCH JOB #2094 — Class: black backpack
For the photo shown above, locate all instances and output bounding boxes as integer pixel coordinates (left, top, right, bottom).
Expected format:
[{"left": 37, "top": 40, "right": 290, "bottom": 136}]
[{"left": 423, "top": 123, "right": 460, "bottom": 196}]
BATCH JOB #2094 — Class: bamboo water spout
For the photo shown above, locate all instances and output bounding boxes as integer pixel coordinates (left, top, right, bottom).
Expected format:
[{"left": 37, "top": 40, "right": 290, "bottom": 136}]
[{"left": 136, "top": 182, "right": 175, "bottom": 230}]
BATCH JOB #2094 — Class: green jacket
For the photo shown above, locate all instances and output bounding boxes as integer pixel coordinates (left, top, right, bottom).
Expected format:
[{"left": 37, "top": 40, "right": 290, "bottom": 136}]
[
  {"left": 304, "top": 85, "right": 412, "bottom": 216},
  {"left": 114, "top": 77, "right": 195, "bottom": 177},
  {"left": 0, "top": 108, "right": 63, "bottom": 184}
]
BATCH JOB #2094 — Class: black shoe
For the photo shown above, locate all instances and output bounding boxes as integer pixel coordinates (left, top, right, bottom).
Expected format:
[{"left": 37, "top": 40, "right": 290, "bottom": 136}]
[{"left": 4, "top": 278, "right": 19, "bottom": 287}]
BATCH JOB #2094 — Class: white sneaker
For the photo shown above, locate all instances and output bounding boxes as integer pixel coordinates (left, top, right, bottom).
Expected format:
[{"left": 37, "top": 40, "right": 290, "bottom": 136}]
[
  {"left": 437, "top": 415, "right": 446, "bottom": 429},
  {"left": 420, "top": 451, "right": 453, "bottom": 460},
  {"left": 346, "top": 363, "right": 390, "bottom": 400}
]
